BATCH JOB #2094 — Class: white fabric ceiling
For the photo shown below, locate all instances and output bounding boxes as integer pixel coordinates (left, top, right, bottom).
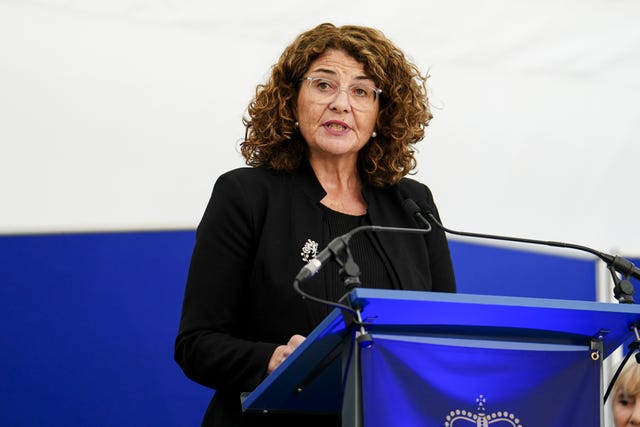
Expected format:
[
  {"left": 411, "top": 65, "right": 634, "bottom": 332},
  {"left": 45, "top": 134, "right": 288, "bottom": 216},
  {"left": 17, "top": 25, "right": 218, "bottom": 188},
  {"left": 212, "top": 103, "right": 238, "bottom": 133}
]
[{"left": 1, "top": 0, "right": 639, "bottom": 255}]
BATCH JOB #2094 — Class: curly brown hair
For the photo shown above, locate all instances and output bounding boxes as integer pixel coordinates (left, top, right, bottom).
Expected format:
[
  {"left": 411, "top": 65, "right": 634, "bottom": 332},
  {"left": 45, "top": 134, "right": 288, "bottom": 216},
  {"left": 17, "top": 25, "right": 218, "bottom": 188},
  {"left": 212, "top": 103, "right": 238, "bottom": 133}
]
[{"left": 241, "top": 23, "right": 432, "bottom": 187}]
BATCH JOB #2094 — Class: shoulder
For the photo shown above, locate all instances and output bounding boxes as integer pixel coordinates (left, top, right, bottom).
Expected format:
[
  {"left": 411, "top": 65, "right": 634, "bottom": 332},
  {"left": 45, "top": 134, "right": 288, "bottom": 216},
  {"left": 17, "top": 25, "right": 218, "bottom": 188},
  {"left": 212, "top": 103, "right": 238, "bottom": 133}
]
[
  {"left": 217, "top": 166, "right": 285, "bottom": 183},
  {"left": 201, "top": 167, "right": 289, "bottom": 231},
  {"left": 363, "top": 176, "right": 435, "bottom": 206},
  {"left": 209, "top": 167, "right": 297, "bottom": 213},
  {"left": 395, "top": 176, "right": 434, "bottom": 201},
  {"left": 213, "top": 166, "right": 290, "bottom": 192}
]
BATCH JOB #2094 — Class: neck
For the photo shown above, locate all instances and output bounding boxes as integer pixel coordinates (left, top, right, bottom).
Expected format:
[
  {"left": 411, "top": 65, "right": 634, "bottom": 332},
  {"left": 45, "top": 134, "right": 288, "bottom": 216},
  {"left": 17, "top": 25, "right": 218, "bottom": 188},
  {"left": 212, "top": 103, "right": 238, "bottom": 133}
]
[
  {"left": 310, "top": 157, "right": 360, "bottom": 192},
  {"left": 309, "top": 157, "right": 367, "bottom": 215}
]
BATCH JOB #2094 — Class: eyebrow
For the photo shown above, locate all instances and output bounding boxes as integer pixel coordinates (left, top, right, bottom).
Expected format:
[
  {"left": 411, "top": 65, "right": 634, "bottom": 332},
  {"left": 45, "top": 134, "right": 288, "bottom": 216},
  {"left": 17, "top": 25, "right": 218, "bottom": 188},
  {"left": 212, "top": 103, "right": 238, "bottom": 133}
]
[{"left": 309, "top": 67, "right": 374, "bottom": 82}]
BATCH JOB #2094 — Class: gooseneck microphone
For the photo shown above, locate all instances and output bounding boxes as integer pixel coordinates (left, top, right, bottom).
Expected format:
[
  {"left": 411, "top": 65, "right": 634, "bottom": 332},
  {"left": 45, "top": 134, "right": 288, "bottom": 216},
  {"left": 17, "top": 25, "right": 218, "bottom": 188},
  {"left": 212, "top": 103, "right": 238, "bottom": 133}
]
[
  {"left": 295, "top": 224, "right": 432, "bottom": 282},
  {"left": 402, "top": 198, "right": 640, "bottom": 303},
  {"left": 293, "top": 222, "right": 433, "bottom": 324}
]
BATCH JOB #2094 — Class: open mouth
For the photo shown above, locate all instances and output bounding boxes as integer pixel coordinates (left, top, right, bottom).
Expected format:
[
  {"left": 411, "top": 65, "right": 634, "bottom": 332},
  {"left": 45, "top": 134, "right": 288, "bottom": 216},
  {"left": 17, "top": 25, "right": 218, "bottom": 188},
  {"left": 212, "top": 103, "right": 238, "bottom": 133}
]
[{"left": 323, "top": 121, "right": 349, "bottom": 132}]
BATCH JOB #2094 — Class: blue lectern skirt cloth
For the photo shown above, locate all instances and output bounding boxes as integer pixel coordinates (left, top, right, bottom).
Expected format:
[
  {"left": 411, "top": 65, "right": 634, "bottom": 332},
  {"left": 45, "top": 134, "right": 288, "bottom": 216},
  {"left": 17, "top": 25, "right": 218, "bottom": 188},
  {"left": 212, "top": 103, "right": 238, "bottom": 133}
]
[{"left": 360, "top": 335, "right": 600, "bottom": 427}]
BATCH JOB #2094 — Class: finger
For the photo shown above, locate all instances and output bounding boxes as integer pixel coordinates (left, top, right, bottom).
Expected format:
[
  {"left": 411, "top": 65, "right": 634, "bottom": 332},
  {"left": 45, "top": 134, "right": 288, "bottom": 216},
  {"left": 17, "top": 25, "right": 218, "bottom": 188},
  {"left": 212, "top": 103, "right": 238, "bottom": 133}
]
[{"left": 288, "top": 334, "right": 306, "bottom": 347}]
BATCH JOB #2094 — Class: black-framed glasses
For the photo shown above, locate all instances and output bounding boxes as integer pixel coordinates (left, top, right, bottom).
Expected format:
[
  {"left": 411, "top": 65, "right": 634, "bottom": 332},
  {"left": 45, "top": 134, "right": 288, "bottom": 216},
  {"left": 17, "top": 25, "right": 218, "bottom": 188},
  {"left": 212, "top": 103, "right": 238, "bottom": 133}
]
[{"left": 301, "top": 76, "right": 382, "bottom": 110}]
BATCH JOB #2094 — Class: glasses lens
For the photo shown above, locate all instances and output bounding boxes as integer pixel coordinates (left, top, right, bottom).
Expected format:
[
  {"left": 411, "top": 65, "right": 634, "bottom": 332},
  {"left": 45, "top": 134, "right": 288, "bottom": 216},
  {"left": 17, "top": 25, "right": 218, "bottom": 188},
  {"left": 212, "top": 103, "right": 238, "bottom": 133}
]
[
  {"left": 349, "top": 85, "right": 375, "bottom": 102},
  {"left": 306, "top": 77, "right": 378, "bottom": 110},
  {"left": 309, "top": 78, "right": 337, "bottom": 95}
]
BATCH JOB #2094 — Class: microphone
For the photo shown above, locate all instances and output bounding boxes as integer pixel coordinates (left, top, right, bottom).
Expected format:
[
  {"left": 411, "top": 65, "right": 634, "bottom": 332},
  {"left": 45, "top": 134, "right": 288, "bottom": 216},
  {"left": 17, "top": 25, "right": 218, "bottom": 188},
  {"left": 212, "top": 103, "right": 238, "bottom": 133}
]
[
  {"left": 403, "top": 198, "right": 640, "bottom": 302},
  {"left": 402, "top": 199, "right": 432, "bottom": 232},
  {"left": 295, "top": 224, "right": 432, "bottom": 282}
]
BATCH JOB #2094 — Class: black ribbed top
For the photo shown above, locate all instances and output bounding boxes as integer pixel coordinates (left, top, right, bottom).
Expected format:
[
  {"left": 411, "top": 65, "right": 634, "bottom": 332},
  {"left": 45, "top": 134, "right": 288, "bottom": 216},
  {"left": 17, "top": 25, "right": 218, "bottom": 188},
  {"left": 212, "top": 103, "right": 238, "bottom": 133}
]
[{"left": 319, "top": 204, "right": 395, "bottom": 303}]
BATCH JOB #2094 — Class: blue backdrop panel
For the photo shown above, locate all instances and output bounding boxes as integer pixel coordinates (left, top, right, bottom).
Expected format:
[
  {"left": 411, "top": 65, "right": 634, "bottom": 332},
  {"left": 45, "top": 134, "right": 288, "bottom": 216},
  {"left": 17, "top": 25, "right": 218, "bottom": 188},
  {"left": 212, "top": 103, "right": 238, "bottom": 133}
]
[
  {"left": 0, "top": 231, "right": 211, "bottom": 427},
  {"left": 449, "top": 239, "right": 597, "bottom": 301},
  {"left": 361, "top": 335, "right": 600, "bottom": 427},
  {"left": 0, "top": 231, "right": 616, "bottom": 426}
]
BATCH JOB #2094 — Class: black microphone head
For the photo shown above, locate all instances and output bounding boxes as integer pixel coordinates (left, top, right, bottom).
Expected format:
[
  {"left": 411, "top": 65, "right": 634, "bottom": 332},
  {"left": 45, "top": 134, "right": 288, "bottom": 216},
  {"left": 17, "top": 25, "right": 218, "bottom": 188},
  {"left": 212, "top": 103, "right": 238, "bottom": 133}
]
[
  {"left": 402, "top": 198, "right": 421, "bottom": 216},
  {"left": 402, "top": 198, "right": 432, "bottom": 231}
]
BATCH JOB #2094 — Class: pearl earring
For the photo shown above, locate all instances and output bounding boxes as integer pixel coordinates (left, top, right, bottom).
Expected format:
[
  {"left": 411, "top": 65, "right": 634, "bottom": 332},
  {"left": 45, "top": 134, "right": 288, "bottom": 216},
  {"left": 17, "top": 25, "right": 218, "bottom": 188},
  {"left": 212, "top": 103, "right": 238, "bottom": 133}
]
[
  {"left": 371, "top": 131, "right": 377, "bottom": 138},
  {"left": 294, "top": 121, "right": 299, "bottom": 128}
]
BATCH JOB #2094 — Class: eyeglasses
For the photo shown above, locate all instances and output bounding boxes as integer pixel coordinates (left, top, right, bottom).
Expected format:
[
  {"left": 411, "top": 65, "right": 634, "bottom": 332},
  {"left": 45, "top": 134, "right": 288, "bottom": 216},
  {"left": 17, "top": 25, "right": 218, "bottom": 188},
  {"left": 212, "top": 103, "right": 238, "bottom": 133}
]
[{"left": 301, "top": 76, "right": 382, "bottom": 110}]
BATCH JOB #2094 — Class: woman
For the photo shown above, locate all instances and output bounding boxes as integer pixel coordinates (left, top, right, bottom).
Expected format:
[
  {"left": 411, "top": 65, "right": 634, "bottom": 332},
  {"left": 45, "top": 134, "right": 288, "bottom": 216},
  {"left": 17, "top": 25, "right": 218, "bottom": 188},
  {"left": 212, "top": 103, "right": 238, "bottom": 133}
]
[
  {"left": 175, "top": 23, "right": 456, "bottom": 426},
  {"left": 613, "top": 362, "right": 640, "bottom": 426}
]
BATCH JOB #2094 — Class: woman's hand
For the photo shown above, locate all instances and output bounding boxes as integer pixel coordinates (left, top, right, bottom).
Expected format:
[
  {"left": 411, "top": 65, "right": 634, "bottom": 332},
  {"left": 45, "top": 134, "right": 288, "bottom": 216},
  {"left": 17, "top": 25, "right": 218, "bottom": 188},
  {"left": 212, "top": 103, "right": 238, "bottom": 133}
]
[{"left": 267, "top": 334, "right": 306, "bottom": 374}]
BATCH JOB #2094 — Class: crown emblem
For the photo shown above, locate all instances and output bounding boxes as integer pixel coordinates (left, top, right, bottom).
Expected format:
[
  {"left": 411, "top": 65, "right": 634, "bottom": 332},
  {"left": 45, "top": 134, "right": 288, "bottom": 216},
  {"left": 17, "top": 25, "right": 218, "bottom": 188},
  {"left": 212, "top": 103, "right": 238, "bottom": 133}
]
[{"left": 444, "top": 395, "right": 523, "bottom": 427}]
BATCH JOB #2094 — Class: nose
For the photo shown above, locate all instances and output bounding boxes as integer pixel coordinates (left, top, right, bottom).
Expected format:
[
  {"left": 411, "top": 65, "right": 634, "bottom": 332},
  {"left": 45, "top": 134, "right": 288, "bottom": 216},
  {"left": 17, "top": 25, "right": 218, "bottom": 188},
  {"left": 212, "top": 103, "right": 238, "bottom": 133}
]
[
  {"left": 630, "top": 404, "right": 640, "bottom": 425},
  {"left": 328, "top": 88, "right": 352, "bottom": 112}
]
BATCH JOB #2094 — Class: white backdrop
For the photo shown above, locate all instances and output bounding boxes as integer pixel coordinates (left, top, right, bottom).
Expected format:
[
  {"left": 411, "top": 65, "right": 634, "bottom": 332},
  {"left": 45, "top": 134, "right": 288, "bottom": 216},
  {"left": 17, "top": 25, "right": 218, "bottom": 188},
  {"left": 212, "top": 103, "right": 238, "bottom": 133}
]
[{"left": 1, "top": 0, "right": 639, "bottom": 255}]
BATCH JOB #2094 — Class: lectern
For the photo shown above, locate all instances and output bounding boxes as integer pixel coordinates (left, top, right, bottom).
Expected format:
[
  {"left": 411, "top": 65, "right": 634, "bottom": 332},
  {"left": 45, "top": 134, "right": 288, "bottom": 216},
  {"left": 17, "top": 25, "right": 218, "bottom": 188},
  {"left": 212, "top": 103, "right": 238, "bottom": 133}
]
[{"left": 242, "top": 289, "right": 640, "bottom": 426}]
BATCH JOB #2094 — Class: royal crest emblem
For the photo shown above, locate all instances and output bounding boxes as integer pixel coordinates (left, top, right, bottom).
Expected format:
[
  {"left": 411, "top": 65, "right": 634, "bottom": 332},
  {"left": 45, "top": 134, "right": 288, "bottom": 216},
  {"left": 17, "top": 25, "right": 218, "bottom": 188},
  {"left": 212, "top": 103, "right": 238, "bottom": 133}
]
[{"left": 444, "top": 395, "right": 523, "bottom": 427}]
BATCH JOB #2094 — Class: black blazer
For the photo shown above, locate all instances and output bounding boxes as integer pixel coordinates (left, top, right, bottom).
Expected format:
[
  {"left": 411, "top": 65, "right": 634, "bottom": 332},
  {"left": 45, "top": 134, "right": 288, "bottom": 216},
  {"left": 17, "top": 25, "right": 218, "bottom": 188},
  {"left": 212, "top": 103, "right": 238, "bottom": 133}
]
[{"left": 175, "top": 164, "right": 456, "bottom": 426}]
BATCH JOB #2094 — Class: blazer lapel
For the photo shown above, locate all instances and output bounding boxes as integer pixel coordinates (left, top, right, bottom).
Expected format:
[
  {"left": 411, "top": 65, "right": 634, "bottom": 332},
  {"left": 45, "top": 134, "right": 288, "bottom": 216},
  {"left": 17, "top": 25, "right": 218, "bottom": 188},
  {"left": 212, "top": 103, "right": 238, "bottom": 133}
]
[
  {"left": 289, "top": 163, "right": 331, "bottom": 327},
  {"left": 363, "top": 184, "right": 430, "bottom": 292}
]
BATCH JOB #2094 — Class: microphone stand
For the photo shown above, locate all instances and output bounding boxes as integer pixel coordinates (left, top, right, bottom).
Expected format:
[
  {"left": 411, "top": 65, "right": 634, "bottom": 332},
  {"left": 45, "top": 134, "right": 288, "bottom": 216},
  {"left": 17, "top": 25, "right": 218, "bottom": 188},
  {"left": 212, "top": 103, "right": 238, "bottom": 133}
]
[
  {"left": 335, "top": 247, "right": 371, "bottom": 427},
  {"left": 335, "top": 247, "right": 373, "bottom": 348}
]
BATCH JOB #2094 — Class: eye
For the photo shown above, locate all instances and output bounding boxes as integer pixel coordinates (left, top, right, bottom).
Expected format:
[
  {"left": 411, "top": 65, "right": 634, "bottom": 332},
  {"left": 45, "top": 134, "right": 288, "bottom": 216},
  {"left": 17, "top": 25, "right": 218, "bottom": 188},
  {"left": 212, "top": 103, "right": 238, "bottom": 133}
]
[
  {"left": 313, "top": 78, "right": 336, "bottom": 92},
  {"left": 617, "top": 394, "right": 636, "bottom": 406},
  {"left": 351, "top": 86, "right": 370, "bottom": 98}
]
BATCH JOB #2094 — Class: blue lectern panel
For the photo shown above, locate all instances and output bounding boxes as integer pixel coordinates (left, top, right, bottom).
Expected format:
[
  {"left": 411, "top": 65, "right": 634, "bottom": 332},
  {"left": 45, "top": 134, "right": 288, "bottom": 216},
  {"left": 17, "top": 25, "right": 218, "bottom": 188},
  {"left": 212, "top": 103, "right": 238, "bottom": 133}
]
[
  {"left": 350, "top": 289, "right": 640, "bottom": 357},
  {"left": 241, "top": 309, "right": 349, "bottom": 413},
  {"left": 361, "top": 335, "right": 600, "bottom": 427}
]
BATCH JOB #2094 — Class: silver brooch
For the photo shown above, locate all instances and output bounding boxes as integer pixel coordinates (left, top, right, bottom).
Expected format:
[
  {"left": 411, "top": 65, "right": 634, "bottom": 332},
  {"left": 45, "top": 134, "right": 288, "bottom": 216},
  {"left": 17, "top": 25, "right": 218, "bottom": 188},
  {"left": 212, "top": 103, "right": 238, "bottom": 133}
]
[{"left": 300, "top": 239, "right": 319, "bottom": 262}]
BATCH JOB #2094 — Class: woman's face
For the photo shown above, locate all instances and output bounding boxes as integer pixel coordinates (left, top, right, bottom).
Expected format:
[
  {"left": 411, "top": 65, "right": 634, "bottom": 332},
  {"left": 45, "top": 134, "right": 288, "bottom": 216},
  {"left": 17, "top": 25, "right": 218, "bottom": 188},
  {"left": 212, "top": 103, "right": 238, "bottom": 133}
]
[
  {"left": 296, "top": 49, "right": 379, "bottom": 165},
  {"left": 613, "top": 390, "right": 640, "bottom": 426}
]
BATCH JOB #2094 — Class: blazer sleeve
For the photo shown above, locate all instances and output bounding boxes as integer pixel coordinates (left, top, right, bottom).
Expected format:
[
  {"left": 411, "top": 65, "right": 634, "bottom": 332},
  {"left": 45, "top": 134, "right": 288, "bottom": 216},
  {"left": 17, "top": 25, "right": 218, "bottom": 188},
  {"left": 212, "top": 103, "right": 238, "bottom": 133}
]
[
  {"left": 398, "top": 179, "right": 457, "bottom": 293},
  {"left": 174, "top": 171, "right": 278, "bottom": 392},
  {"left": 421, "top": 185, "right": 456, "bottom": 293}
]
